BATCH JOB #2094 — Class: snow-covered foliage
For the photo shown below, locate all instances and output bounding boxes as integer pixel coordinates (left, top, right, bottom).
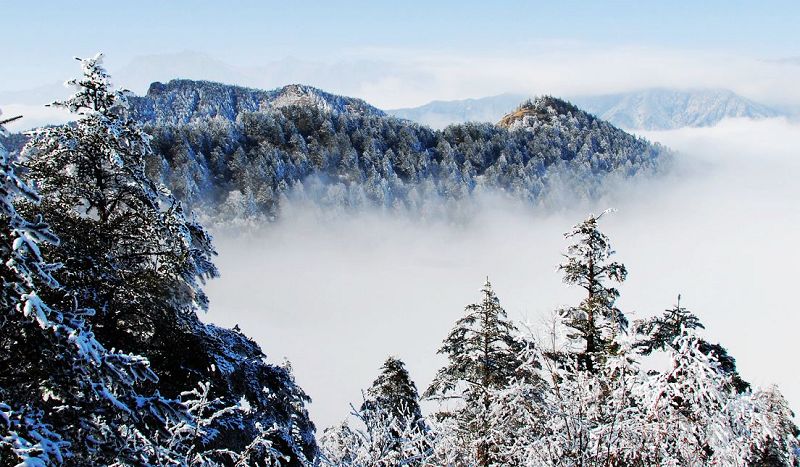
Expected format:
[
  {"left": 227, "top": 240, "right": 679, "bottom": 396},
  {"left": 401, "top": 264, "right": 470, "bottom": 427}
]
[
  {"left": 7, "top": 55, "right": 317, "bottom": 464},
  {"left": 0, "top": 105, "right": 188, "bottom": 464},
  {"left": 320, "top": 402, "right": 432, "bottom": 467},
  {"left": 362, "top": 357, "right": 425, "bottom": 434},
  {"left": 23, "top": 53, "right": 218, "bottom": 322},
  {"left": 639, "top": 328, "right": 798, "bottom": 465},
  {"left": 424, "top": 279, "right": 536, "bottom": 466},
  {"left": 557, "top": 210, "right": 628, "bottom": 373},
  {"left": 119, "top": 82, "right": 667, "bottom": 223},
  {"left": 318, "top": 214, "right": 799, "bottom": 466},
  {"left": 634, "top": 297, "right": 751, "bottom": 394},
  {"left": 320, "top": 358, "right": 432, "bottom": 466}
]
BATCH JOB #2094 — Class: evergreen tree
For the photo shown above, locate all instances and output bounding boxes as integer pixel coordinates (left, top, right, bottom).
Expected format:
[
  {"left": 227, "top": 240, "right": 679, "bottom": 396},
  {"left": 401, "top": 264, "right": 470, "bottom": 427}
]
[
  {"left": 0, "top": 111, "right": 186, "bottom": 465},
  {"left": 22, "top": 54, "right": 218, "bottom": 387},
  {"left": 633, "top": 294, "right": 702, "bottom": 355},
  {"left": 319, "top": 405, "right": 431, "bottom": 467},
  {"left": 362, "top": 356, "right": 424, "bottom": 430},
  {"left": 321, "top": 357, "right": 431, "bottom": 466},
  {"left": 558, "top": 209, "right": 628, "bottom": 373},
  {"left": 425, "top": 278, "right": 533, "bottom": 466},
  {"left": 21, "top": 55, "right": 317, "bottom": 464},
  {"left": 635, "top": 295, "right": 750, "bottom": 393},
  {"left": 642, "top": 327, "right": 799, "bottom": 465}
]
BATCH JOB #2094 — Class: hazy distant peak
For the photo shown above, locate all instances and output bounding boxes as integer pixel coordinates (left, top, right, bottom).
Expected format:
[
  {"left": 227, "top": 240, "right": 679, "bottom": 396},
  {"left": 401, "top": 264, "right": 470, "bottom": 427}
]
[
  {"left": 387, "top": 93, "right": 528, "bottom": 129},
  {"left": 566, "top": 88, "right": 780, "bottom": 130},
  {"left": 389, "top": 88, "right": 783, "bottom": 131}
]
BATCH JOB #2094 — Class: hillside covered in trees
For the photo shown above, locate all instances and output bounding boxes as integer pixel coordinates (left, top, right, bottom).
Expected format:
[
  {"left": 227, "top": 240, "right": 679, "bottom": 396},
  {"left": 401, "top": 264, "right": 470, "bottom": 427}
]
[
  {"left": 2, "top": 76, "right": 670, "bottom": 225},
  {"left": 125, "top": 79, "right": 669, "bottom": 223}
]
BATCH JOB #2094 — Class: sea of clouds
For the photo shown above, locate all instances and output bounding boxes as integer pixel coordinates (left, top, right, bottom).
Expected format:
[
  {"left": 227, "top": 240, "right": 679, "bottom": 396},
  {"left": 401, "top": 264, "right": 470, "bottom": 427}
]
[{"left": 203, "top": 117, "right": 800, "bottom": 428}]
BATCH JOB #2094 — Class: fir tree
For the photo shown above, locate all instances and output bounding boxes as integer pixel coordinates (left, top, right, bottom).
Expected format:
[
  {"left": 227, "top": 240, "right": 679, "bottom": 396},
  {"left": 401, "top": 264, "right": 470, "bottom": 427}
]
[
  {"left": 321, "top": 357, "right": 431, "bottom": 466},
  {"left": 362, "top": 356, "right": 424, "bottom": 430},
  {"left": 558, "top": 209, "right": 628, "bottom": 373},
  {"left": 0, "top": 111, "right": 187, "bottom": 465},
  {"left": 425, "top": 278, "right": 533, "bottom": 466},
  {"left": 21, "top": 55, "right": 317, "bottom": 464},
  {"left": 22, "top": 54, "right": 218, "bottom": 387},
  {"left": 635, "top": 295, "right": 750, "bottom": 393},
  {"left": 633, "top": 294, "right": 702, "bottom": 355}
]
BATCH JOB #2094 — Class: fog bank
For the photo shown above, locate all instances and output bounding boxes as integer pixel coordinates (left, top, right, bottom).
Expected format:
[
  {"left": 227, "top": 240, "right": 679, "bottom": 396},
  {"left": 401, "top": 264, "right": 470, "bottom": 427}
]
[{"left": 204, "top": 117, "right": 800, "bottom": 428}]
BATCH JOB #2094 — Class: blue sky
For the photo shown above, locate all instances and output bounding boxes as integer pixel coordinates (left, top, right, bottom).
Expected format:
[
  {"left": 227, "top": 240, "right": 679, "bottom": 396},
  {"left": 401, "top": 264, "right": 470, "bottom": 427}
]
[
  {"left": 5, "top": 1, "right": 799, "bottom": 83},
  {"left": 2, "top": 1, "right": 800, "bottom": 118}
]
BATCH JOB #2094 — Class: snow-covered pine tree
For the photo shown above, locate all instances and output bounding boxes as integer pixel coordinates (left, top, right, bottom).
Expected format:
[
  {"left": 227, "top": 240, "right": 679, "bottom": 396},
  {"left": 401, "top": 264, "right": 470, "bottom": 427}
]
[
  {"left": 21, "top": 55, "right": 317, "bottom": 463},
  {"left": 320, "top": 357, "right": 431, "bottom": 466},
  {"left": 633, "top": 294, "right": 702, "bottom": 355},
  {"left": 642, "top": 326, "right": 799, "bottom": 465},
  {"left": 558, "top": 209, "right": 628, "bottom": 373},
  {"left": 0, "top": 111, "right": 187, "bottom": 465},
  {"left": 634, "top": 295, "right": 750, "bottom": 393},
  {"left": 22, "top": 53, "right": 218, "bottom": 390},
  {"left": 362, "top": 356, "right": 424, "bottom": 431},
  {"left": 425, "top": 278, "right": 533, "bottom": 466}
]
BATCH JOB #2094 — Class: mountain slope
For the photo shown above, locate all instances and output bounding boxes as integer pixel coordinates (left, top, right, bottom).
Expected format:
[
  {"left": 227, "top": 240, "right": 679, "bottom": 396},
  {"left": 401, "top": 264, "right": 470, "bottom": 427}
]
[
  {"left": 129, "top": 79, "right": 385, "bottom": 125},
  {"left": 388, "top": 89, "right": 781, "bottom": 130},
  {"left": 3, "top": 81, "right": 668, "bottom": 222},
  {"left": 130, "top": 81, "right": 668, "bottom": 222}
]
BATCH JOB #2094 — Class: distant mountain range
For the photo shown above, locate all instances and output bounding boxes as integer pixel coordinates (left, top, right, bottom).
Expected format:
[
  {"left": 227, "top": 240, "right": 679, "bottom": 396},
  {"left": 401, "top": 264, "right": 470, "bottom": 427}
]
[{"left": 388, "top": 88, "right": 783, "bottom": 130}]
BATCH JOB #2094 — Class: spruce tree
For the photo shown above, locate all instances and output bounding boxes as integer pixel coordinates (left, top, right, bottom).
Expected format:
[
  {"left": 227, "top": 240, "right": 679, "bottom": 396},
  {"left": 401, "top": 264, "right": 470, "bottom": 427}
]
[
  {"left": 21, "top": 55, "right": 317, "bottom": 463},
  {"left": 22, "top": 54, "right": 218, "bottom": 377},
  {"left": 634, "top": 295, "right": 750, "bottom": 393},
  {"left": 0, "top": 111, "right": 186, "bottom": 465},
  {"left": 320, "top": 359, "right": 431, "bottom": 466},
  {"left": 558, "top": 210, "right": 628, "bottom": 373},
  {"left": 362, "top": 356, "right": 424, "bottom": 430},
  {"left": 425, "top": 278, "right": 532, "bottom": 466}
]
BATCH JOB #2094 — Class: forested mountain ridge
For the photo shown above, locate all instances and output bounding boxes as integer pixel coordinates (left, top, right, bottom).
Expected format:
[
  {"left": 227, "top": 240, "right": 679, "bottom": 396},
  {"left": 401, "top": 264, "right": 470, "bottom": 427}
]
[
  {"left": 121, "top": 81, "right": 669, "bottom": 222},
  {"left": 128, "top": 79, "right": 385, "bottom": 125},
  {"left": 1, "top": 80, "right": 668, "bottom": 222}
]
